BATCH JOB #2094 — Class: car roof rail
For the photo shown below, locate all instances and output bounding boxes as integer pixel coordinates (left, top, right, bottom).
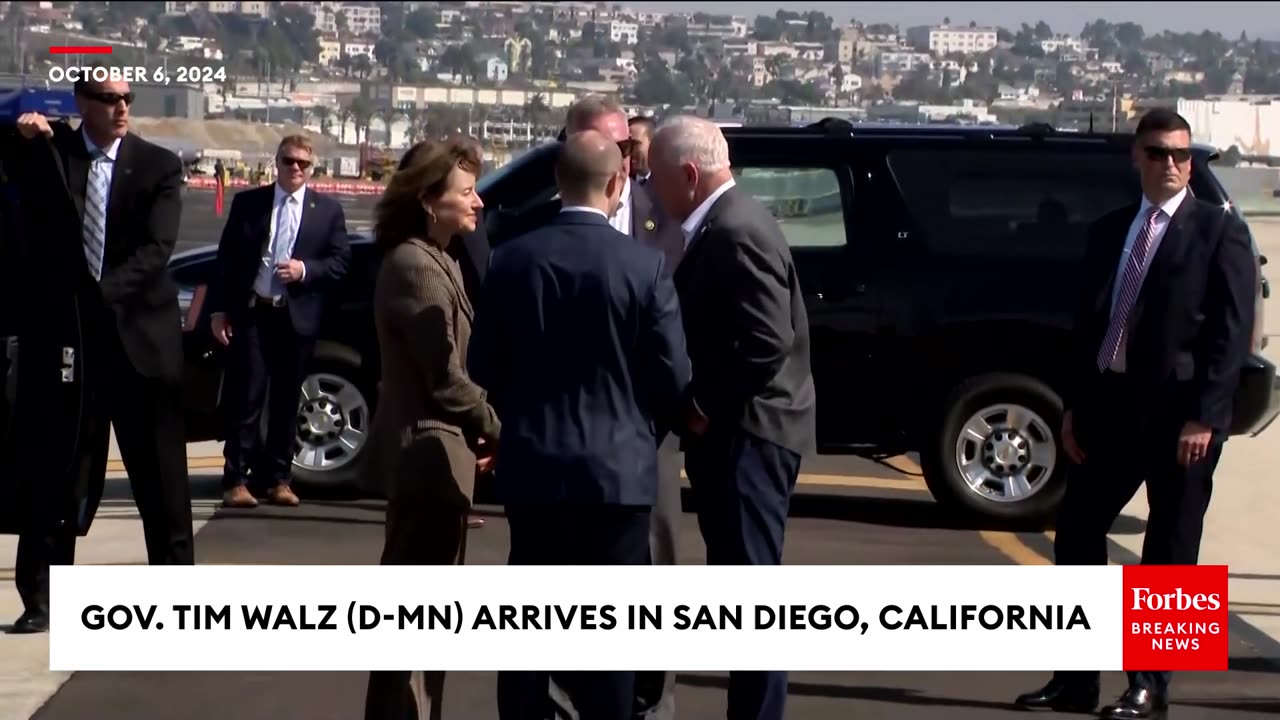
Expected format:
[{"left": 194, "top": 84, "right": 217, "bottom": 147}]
[
  {"left": 1018, "top": 122, "right": 1057, "bottom": 138},
  {"left": 805, "top": 117, "right": 856, "bottom": 136}
]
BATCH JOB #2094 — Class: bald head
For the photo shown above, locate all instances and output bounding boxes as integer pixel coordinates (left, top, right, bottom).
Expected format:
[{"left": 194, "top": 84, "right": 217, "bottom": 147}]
[{"left": 556, "top": 129, "right": 626, "bottom": 212}]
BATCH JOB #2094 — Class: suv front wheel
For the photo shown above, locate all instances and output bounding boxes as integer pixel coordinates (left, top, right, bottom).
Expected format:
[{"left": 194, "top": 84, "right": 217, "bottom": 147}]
[{"left": 921, "top": 373, "right": 1067, "bottom": 523}]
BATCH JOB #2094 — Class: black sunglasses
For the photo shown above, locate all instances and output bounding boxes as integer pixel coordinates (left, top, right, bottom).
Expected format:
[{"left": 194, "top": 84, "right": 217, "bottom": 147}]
[
  {"left": 1143, "top": 145, "right": 1192, "bottom": 164},
  {"left": 279, "top": 156, "right": 312, "bottom": 170},
  {"left": 81, "top": 90, "right": 134, "bottom": 106}
]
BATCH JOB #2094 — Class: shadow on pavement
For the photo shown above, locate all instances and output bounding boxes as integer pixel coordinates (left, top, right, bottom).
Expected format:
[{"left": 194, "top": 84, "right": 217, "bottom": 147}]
[
  {"left": 1174, "top": 697, "right": 1280, "bottom": 713},
  {"left": 676, "top": 673, "right": 1021, "bottom": 711}
]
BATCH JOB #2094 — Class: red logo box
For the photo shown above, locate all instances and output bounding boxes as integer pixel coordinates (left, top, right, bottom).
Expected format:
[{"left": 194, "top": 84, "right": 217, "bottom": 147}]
[{"left": 1122, "top": 565, "right": 1228, "bottom": 671}]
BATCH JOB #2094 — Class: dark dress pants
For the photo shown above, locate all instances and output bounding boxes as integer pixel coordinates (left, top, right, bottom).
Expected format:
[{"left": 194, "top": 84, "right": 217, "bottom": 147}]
[
  {"left": 364, "top": 486, "right": 470, "bottom": 720},
  {"left": 499, "top": 504, "right": 651, "bottom": 720},
  {"left": 1051, "top": 372, "right": 1221, "bottom": 699},
  {"left": 221, "top": 303, "right": 315, "bottom": 489},
  {"left": 16, "top": 315, "right": 194, "bottom": 616},
  {"left": 683, "top": 427, "right": 801, "bottom": 720}
]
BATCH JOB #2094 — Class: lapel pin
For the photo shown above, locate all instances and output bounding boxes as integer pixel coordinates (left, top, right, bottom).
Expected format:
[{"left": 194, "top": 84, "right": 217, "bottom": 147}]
[{"left": 644, "top": 219, "right": 655, "bottom": 231}]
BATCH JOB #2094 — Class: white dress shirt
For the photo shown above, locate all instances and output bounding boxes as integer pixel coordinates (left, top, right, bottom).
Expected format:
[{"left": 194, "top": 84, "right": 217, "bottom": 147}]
[
  {"left": 1107, "top": 187, "right": 1187, "bottom": 372},
  {"left": 609, "top": 177, "right": 633, "bottom": 236},
  {"left": 680, "top": 178, "right": 737, "bottom": 248},
  {"left": 254, "top": 183, "right": 308, "bottom": 299}
]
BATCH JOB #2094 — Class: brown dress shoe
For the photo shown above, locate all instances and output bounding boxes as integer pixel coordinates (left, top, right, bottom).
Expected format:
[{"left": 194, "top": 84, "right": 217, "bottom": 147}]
[
  {"left": 268, "top": 484, "right": 300, "bottom": 506},
  {"left": 223, "top": 486, "right": 258, "bottom": 508}
]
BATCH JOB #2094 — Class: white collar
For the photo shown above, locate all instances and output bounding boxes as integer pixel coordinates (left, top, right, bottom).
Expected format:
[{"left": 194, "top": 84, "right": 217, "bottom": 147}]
[
  {"left": 275, "top": 182, "right": 307, "bottom": 206},
  {"left": 560, "top": 206, "right": 608, "bottom": 219},
  {"left": 680, "top": 178, "right": 736, "bottom": 241},
  {"left": 82, "top": 128, "right": 121, "bottom": 161},
  {"left": 1139, "top": 187, "right": 1188, "bottom": 220},
  {"left": 618, "top": 176, "right": 632, "bottom": 210}
]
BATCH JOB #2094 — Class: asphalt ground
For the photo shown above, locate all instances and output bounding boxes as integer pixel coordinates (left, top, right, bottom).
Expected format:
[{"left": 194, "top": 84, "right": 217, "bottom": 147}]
[
  {"left": 176, "top": 186, "right": 377, "bottom": 255},
  {"left": 25, "top": 468, "right": 1280, "bottom": 720}
]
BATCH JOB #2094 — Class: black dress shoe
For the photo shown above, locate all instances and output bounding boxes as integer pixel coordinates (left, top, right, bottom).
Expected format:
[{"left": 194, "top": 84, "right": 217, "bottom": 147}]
[
  {"left": 7, "top": 611, "right": 49, "bottom": 634},
  {"left": 1014, "top": 679, "right": 1099, "bottom": 712},
  {"left": 1101, "top": 687, "right": 1168, "bottom": 719}
]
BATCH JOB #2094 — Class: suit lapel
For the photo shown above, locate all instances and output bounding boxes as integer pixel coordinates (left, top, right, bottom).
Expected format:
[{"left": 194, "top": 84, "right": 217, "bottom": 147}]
[
  {"left": 1131, "top": 197, "right": 1194, "bottom": 324},
  {"left": 1091, "top": 204, "right": 1138, "bottom": 314},
  {"left": 293, "top": 187, "right": 320, "bottom": 258},
  {"left": 105, "top": 133, "right": 133, "bottom": 236},
  {"left": 64, "top": 131, "right": 89, "bottom": 223},
  {"left": 417, "top": 239, "right": 473, "bottom": 321}
]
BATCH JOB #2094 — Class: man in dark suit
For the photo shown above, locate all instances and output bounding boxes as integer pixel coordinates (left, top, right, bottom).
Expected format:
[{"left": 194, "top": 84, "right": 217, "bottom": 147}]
[
  {"left": 207, "top": 135, "right": 351, "bottom": 508},
  {"left": 647, "top": 115, "right": 817, "bottom": 720},
  {"left": 483, "top": 97, "right": 687, "bottom": 720},
  {"left": 628, "top": 115, "right": 655, "bottom": 185},
  {"left": 468, "top": 130, "right": 691, "bottom": 720},
  {"left": 8, "top": 74, "right": 195, "bottom": 633},
  {"left": 1014, "top": 109, "right": 1256, "bottom": 719}
]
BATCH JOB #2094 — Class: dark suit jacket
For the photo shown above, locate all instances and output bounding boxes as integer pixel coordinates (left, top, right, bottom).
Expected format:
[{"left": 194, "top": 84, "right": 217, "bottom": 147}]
[
  {"left": 674, "top": 186, "right": 817, "bottom": 456},
  {"left": 1066, "top": 196, "right": 1257, "bottom": 434},
  {"left": 490, "top": 180, "right": 685, "bottom": 272},
  {"left": 12, "top": 124, "right": 185, "bottom": 381},
  {"left": 467, "top": 211, "right": 691, "bottom": 506},
  {"left": 206, "top": 183, "right": 351, "bottom": 338}
]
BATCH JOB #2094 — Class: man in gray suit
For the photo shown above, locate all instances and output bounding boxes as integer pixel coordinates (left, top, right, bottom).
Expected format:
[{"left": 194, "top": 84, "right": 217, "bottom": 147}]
[{"left": 647, "top": 115, "right": 817, "bottom": 720}]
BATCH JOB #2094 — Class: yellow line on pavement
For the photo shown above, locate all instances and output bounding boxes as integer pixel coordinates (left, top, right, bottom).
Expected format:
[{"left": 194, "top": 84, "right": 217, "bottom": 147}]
[
  {"left": 979, "top": 530, "right": 1052, "bottom": 565},
  {"left": 677, "top": 469, "right": 926, "bottom": 492},
  {"left": 107, "top": 457, "right": 224, "bottom": 473}
]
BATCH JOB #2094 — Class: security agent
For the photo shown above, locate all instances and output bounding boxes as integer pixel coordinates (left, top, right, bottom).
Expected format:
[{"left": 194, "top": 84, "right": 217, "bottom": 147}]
[{"left": 1014, "top": 108, "right": 1257, "bottom": 719}]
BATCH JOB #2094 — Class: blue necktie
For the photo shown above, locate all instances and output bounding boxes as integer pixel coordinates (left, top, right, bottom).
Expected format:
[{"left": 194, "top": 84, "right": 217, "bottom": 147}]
[
  {"left": 270, "top": 196, "right": 297, "bottom": 295},
  {"left": 83, "top": 150, "right": 109, "bottom": 280}
]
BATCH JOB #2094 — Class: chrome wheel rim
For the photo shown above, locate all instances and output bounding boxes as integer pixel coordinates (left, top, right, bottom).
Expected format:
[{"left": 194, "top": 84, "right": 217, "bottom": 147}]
[
  {"left": 294, "top": 373, "right": 369, "bottom": 474},
  {"left": 953, "top": 403, "right": 1056, "bottom": 503}
]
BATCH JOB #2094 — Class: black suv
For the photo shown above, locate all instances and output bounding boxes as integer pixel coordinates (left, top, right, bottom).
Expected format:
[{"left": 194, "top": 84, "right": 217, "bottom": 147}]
[{"left": 79, "top": 121, "right": 1280, "bottom": 521}]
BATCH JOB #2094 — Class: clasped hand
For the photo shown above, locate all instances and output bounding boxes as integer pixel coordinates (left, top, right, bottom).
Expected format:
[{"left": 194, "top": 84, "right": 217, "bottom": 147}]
[{"left": 1062, "top": 411, "right": 1212, "bottom": 468}]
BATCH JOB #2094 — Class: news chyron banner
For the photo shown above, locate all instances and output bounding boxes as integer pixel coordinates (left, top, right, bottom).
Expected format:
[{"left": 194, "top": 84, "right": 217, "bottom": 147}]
[{"left": 48, "top": 565, "right": 1227, "bottom": 672}]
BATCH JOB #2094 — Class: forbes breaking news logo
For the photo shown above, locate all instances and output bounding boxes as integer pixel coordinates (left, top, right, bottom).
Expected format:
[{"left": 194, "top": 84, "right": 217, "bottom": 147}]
[{"left": 1123, "top": 565, "right": 1228, "bottom": 671}]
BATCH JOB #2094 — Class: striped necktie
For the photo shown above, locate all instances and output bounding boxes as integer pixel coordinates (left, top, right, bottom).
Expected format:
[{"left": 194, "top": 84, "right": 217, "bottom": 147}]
[
  {"left": 1096, "top": 205, "right": 1163, "bottom": 371},
  {"left": 270, "top": 196, "right": 297, "bottom": 295},
  {"left": 83, "top": 149, "right": 109, "bottom": 281}
]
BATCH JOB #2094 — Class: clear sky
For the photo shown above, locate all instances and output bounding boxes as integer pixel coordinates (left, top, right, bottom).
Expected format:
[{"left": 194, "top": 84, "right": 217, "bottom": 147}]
[{"left": 621, "top": 1, "right": 1280, "bottom": 39}]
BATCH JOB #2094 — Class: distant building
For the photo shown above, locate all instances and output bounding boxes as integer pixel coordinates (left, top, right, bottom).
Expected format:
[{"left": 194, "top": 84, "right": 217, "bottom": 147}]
[
  {"left": 906, "top": 24, "right": 998, "bottom": 56},
  {"left": 484, "top": 56, "right": 509, "bottom": 83},
  {"left": 131, "top": 83, "right": 204, "bottom": 120},
  {"left": 607, "top": 20, "right": 638, "bottom": 45}
]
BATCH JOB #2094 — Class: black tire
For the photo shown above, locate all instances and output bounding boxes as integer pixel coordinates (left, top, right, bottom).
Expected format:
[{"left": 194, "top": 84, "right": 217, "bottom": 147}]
[
  {"left": 920, "top": 372, "right": 1066, "bottom": 523},
  {"left": 262, "top": 353, "right": 376, "bottom": 493}
]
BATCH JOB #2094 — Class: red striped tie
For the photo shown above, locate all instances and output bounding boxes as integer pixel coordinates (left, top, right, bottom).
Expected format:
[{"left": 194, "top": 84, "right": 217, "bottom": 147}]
[{"left": 1096, "top": 205, "right": 1163, "bottom": 372}]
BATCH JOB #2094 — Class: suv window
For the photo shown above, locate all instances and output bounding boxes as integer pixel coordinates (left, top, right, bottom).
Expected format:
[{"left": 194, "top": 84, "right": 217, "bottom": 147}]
[
  {"left": 731, "top": 165, "right": 848, "bottom": 248},
  {"left": 887, "top": 149, "right": 1139, "bottom": 256}
]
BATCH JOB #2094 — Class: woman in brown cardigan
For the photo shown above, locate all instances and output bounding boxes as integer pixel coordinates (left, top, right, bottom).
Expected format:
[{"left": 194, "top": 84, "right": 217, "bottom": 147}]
[{"left": 361, "top": 137, "right": 500, "bottom": 720}]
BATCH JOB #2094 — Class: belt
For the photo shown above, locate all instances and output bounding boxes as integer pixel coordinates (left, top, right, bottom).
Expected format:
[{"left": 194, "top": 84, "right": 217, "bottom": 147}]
[{"left": 250, "top": 294, "right": 286, "bottom": 308}]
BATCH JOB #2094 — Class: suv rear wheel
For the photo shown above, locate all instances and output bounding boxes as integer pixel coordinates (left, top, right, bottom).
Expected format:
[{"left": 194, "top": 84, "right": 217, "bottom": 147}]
[
  {"left": 921, "top": 373, "right": 1067, "bottom": 523},
  {"left": 258, "top": 353, "right": 375, "bottom": 490}
]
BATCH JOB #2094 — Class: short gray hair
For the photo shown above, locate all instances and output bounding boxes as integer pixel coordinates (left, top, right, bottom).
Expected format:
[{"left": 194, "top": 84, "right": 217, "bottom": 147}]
[
  {"left": 653, "top": 115, "right": 730, "bottom": 173},
  {"left": 565, "top": 93, "right": 624, "bottom": 132}
]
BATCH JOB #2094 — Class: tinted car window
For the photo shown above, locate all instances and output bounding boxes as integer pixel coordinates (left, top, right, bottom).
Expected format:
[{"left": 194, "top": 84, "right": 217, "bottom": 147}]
[
  {"left": 732, "top": 166, "right": 847, "bottom": 248},
  {"left": 170, "top": 254, "right": 215, "bottom": 289},
  {"left": 887, "top": 149, "right": 1139, "bottom": 257}
]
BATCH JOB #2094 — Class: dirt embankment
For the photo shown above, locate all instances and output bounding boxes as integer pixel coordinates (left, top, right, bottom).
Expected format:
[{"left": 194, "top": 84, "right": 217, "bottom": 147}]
[{"left": 129, "top": 118, "right": 348, "bottom": 160}]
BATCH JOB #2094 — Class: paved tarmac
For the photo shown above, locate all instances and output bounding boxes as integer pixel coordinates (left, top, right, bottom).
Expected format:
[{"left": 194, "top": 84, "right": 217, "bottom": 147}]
[{"left": 20, "top": 477, "right": 1280, "bottom": 720}]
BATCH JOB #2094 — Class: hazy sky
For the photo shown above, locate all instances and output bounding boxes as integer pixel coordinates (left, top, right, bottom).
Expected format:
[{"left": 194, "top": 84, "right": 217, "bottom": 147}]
[{"left": 623, "top": 2, "right": 1280, "bottom": 39}]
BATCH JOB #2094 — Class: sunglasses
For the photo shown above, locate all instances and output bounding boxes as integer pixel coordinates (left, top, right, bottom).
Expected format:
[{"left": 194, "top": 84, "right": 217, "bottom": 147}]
[
  {"left": 1142, "top": 146, "right": 1192, "bottom": 164},
  {"left": 279, "top": 156, "right": 312, "bottom": 170},
  {"left": 82, "top": 90, "right": 134, "bottom": 106}
]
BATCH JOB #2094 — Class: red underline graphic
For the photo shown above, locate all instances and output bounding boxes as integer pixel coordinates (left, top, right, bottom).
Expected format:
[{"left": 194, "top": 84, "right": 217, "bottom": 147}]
[{"left": 50, "top": 46, "right": 113, "bottom": 54}]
